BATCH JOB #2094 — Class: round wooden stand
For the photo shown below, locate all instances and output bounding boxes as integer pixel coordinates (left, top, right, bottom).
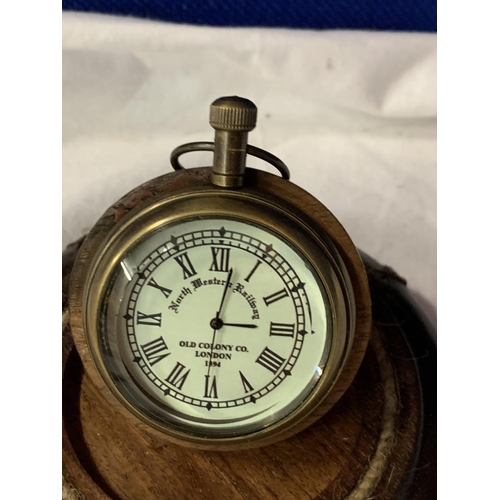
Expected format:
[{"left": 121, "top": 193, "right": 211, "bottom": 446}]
[{"left": 63, "top": 240, "right": 436, "bottom": 500}]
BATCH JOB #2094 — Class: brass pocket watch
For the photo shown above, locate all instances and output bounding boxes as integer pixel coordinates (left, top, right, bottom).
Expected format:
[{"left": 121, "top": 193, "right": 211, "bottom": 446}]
[{"left": 69, "top": 96, "right": 372, "bottom": 450}]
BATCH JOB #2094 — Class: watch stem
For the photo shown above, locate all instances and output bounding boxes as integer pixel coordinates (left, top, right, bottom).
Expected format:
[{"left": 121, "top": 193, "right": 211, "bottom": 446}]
[{"left": 209, "top": 96, "right": 257, "bottom": 188}]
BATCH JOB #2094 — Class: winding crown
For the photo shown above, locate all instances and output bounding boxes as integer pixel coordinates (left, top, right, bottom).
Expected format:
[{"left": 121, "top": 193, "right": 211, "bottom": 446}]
[{"left": 209, "top": 96, "right": 257, "bottom": 132}]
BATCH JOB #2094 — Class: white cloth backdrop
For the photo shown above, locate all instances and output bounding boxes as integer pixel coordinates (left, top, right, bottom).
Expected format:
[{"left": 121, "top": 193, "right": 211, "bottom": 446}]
[{"left": 62, "top": 12, "right": 437, "bottom": 327}]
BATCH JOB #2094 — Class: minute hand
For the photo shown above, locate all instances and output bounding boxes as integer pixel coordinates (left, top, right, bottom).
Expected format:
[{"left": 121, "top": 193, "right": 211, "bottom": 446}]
[
  {"left": 223, "top": 322, "right": 257, "bottom": 329},
  {"left": 216, "top": 268, "right": 233, "bottom": 317}
]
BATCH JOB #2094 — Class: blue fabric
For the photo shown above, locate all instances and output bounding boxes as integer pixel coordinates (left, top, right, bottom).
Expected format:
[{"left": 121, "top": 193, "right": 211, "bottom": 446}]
[{"left": 62, "top": 0, "right": 436, "bottom": 32}]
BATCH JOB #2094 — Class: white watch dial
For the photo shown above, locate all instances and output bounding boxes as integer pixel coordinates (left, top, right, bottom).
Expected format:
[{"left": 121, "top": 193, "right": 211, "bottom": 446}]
[{"left": 102, "top": 217, "right": 333, "bottom": 437}]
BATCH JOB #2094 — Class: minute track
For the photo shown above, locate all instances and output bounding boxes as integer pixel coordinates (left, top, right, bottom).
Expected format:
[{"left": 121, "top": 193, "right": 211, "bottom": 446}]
[{"left": 123, "top": 225, "right": 313, "bottom": 410}]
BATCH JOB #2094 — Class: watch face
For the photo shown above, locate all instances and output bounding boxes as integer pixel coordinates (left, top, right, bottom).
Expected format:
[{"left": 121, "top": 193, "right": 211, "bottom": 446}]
[{"left": 99, "top": 217, "right": 335, "bottom": 439}]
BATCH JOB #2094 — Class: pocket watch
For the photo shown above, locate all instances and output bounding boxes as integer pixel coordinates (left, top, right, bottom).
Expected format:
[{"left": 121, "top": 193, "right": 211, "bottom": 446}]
[{"left": 69, "top": 96, "right": 371, "bottom": 450}]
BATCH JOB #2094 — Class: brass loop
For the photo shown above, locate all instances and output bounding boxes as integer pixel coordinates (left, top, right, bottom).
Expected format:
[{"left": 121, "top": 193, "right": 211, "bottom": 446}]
[
  {"left": 170, "top": 142, "right": 214, "bottom": 171},
  {"left": 247, "top": 144, "right": 291, "bottom": 181},
  {"left": 170, "top": 141, "right": 291, "bottom": 181}
]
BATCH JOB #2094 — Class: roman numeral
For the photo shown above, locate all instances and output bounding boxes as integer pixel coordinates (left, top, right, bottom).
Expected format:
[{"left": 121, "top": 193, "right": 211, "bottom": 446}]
[
  {"left": 256, "top": 347, "right": 286, "bottom": 374},
  {"left": 174, "top": 252, "right": 197, "bottom": 279},
  {"left": 140, "top": 337, "right": 170, "bottom": 366},
  {"left": 263, "top": 288, "right": 288, "bottom": 306},
  {"left": 204, "top": 375, "right": 218, "bottom": 399},
  {"left": 137, "top": 311, "right": 162, "bottom": 327},
  {"left": 166, "top": 362, "right": 190, "bottom": 390},
  {"left": 209, "top": 247, "right": 230, "bottom": 272},
  {"left": 239, "top": 371, "right": 254, "bottom": 393},
  {"left": 269, "top": 322, "right": 295, "bottom": 338},
  {"left": 244, "top": 260, "right": 262, "bottom": 282},
  {"left": 147, "top": 277, "right": 172, "bottom": 299}
]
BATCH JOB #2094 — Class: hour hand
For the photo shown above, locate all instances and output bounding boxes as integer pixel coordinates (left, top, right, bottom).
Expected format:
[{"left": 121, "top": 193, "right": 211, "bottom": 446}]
[{"left": 223, "top": 322, "right": 258, "bottom": 329}]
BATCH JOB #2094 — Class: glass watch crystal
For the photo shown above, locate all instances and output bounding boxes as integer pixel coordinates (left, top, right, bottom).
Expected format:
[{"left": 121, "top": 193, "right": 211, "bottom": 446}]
[{"left": 100, "top": 217, "right": 332, "bottom": 437}]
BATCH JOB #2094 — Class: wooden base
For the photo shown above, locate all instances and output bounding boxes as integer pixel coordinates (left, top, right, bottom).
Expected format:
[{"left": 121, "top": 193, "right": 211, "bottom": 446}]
[{"left": 63, "top": 241, "right": 436, "bottom": 499}]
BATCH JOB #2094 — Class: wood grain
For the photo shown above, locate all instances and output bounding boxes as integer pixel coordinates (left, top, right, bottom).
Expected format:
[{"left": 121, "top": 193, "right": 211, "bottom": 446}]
[
  {"left": 63, "top": 167, "right": 436, "bottom": 498},
  {"left": 63, "top": 237, "right": 436, "bottom": 499},
  {"left": 63, "top": 331, "right": 399, "bottom": 500}
]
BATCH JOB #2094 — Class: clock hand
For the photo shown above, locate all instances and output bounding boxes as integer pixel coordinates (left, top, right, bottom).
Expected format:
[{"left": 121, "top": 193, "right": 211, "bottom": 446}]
[
  {"left": 216, "top": 268, "right": 233, "bottom": 317},
  {"left": 222, "top": 322, "right": 257, "bottom": 329},
  {"left": 207, "top": 268, "right": 234, "bottom": 379},
  {"left": 206, "top": 324, "right": 218, "bottom": 379}
]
